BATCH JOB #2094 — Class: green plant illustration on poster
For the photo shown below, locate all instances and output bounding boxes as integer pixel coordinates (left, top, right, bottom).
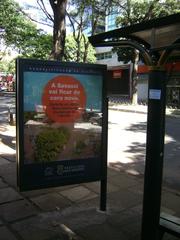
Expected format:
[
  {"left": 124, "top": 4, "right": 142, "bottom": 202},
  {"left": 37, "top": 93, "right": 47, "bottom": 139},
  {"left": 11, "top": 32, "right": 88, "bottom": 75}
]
[{"left": 34, "top": 127, "right": 70, "bottom": 162}]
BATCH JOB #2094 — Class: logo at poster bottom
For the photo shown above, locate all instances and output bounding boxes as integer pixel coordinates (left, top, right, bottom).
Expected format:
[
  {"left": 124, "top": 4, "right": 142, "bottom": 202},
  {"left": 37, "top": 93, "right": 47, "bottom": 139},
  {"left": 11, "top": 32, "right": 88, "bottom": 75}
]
[{"left": 42, "top": 75, "right": 86, "bottom": 123}]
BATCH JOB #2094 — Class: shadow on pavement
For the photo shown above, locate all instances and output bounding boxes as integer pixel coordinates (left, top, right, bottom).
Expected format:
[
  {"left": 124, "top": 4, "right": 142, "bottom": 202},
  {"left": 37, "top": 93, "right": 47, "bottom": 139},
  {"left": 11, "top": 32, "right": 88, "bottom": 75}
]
[
  {"left": 0, "top": 133, "right": 16, "bottom": 150},
  {"left": 125, "top": 121, "right": 147, "bottom": 133}
]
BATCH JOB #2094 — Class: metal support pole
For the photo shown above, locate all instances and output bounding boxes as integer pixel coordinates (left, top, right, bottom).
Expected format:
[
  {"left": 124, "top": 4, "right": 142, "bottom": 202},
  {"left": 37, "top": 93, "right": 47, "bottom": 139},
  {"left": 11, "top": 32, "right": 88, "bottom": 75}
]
[
  {"left": 100, "top": 178, "right": 107, "bottom": 211},
  {"left": 100, "top": 97, "right": 108, "bottom": 211},
  {"left": 141, "top": 67, "right": 167, "bottom": 240}
]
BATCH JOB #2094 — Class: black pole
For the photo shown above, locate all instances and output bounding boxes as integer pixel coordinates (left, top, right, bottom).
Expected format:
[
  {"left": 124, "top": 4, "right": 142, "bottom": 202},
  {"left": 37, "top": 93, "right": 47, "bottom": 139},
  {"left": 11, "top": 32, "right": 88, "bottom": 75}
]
[
  {"left": 100, "top": 178, "right": 107, "bottom": 211},
  {"left": 141, "top": 66, "right": 167, "bottom": 240},
  {"left": 100, "top": 97, "right": 108, "bottom": 211}
]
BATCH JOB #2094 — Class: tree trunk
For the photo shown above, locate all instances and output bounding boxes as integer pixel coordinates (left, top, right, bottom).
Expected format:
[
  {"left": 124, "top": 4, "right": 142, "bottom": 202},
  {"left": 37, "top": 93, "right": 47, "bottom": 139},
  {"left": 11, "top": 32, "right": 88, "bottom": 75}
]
[
  {"left": 76, "top": 38, "right": 81, "bottom": 62},
  {"left": 76, "top": 31, "right": 81, "bottom": 62},
  {"left": 82, "top": 34, "right": 89, "bottom": 63},
  {"left": 49, "top": 0, "right": 67, "bottom": 61},
  {"left": 131, "top": 49, "right": 139, "bottom": 105}
]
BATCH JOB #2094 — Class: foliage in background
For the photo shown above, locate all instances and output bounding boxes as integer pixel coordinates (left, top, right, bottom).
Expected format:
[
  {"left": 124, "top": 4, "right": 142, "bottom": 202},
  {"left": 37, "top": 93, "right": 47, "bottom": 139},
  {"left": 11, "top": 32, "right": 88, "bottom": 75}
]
[
  {"left": 114, "top": 0, "right": 180, "bottom": 63},
  {"left": 1, "top": 0, "right": 179, "bottom": 75},
  {"left": 0, "top": 0, "right": 98, "bottom": 71},
  {"left": 36, "top": 0, "right": 69, "bottom": 60},
  {"left": 67, "top": 0, "right": 113, "bottom": 62},
  {"left": 0, "top": 0, "right": 52, "bottom": 63},
  {"left": 0, "top": 51, "right": 15, "bottom": 73},
  {"left": 112, "top": 0, "right": 180, "bottom": 104},
  {"left": 64, "top": 34, "right": 96, "bottom": 63}
]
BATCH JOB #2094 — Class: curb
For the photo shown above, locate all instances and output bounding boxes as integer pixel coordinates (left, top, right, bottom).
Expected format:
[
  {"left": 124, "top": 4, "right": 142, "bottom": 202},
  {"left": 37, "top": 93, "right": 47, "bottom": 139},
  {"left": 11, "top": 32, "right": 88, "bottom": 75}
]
[
  {"left": 109, "top": 106, "right": 180, "bottom": 118},
  {"left": 109, "top": 107, "right": 147, "bottom": 115}
]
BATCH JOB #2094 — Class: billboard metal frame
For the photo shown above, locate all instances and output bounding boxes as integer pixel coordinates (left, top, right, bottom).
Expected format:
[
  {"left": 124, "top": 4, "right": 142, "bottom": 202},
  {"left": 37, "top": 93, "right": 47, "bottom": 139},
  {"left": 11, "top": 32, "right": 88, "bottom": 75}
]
[{"left": 16, "top": 59, "right": 108, "bottom": 210}]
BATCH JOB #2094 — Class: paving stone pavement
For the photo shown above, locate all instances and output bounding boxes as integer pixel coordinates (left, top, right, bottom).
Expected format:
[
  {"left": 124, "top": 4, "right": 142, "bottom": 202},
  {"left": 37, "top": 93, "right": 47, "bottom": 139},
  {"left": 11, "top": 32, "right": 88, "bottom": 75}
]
[{"left": 0, "top": 157, "right": 179, "bottom": 240}]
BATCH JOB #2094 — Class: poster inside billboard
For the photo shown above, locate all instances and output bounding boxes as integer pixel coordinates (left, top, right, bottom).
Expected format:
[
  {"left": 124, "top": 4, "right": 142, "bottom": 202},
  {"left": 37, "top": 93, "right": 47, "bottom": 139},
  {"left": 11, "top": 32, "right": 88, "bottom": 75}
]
[{"left": 16, "top": 58, "right": 107, "bottom": 191}]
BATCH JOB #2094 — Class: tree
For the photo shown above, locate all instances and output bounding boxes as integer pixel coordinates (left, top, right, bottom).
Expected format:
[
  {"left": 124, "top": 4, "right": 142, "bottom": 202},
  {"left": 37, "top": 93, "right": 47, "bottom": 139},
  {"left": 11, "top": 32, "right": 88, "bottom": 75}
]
[
  {"left": 0, "top": 50, "right": 15, "bottom": 74},
  {"left": 66, "top": 0, "right": 113, "bottom": 63},
  {"left": 0, "top": 0, "right": 52, "bottom": 74},
  {"left": 113, "top": 0, "right": 180, "bottom": 104},
  {"left": 66, "top": 0, "right": 91, "bottom": 63},
  {"left": 37, "top": 0, "right": 68, "bottom": 61},
  {"left": 67, "top": 0, "right": 97, "bottom": 63},
  {"left": 115, "top": 0, "right": 179, "bottom": 26},
  {"left": 49, "top": 0, "right": 68, "bottom": 60},
  {"left": 0, "top": 0, "right": 52, "bottom": 59},
  {"left": 19, "top": 32, "right": 52, "bottom": 59},
  {"left": 17, "top": 0, "right": 113, "bottom": 62},
  {"left": 64, "top": 33, "right": 96, "bottom": 63}
]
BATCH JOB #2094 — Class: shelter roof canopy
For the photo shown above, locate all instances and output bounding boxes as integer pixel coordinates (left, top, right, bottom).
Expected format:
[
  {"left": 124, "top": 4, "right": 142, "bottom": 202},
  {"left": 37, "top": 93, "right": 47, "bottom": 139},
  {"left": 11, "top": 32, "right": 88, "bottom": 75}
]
[{"left": 89, "top": 13, "right": 180, "bottom": 51}]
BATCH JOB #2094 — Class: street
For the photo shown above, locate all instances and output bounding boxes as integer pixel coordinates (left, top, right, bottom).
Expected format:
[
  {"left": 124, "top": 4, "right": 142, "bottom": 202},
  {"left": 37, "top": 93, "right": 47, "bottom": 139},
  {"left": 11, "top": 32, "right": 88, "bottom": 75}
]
[
  {"left": 108, "top": 110, "right": 147, "bottom": 175},
  {"left": 0, "top": 93, "right": 16, "bottom": 162},
  {"left": 108, "top": 109, "right": 180, "bottom": 192},
  {"left": 0, "top": 94, "right": 180, "bottom": 193}
]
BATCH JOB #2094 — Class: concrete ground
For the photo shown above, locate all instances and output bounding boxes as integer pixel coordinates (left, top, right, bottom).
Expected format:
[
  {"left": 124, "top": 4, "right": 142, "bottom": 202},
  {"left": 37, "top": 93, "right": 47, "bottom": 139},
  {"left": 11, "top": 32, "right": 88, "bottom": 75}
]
[
  {"left": 0, "top": 101, "right": 179, "bottom": 240},
  {"left": 0, "top": 156, "right": 179, "bottom": 240}
]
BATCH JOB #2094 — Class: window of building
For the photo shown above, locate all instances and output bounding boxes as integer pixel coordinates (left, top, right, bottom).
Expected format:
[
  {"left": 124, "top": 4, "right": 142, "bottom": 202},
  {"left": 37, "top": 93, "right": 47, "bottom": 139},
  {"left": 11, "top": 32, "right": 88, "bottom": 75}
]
[
  {"left": 96, "top": 52, "right": 112, "bottom": 60},
  {"left": 106, "top": 7, "right": 120, "bottom": 31}
]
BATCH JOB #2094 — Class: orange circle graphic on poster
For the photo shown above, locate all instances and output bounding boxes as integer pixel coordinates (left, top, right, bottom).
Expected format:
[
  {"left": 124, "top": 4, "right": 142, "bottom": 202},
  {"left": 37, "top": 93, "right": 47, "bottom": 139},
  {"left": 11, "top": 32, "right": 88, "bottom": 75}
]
[{"left": 42, "top": 76, "right": 86, "bottom": 123}]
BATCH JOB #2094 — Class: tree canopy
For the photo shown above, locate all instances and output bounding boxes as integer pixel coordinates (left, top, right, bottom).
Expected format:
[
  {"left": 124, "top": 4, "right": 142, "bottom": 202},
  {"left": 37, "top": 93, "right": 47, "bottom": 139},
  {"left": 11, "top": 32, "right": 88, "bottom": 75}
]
[
  {"left": 115, "top": 0, "right": 179, "bottom": 27},
  {"left": 0, "top": 0, "right": 98, "bottom": 73},
  {"left": 1, "top": 0, "right": 179, "bottom": 72},
  {"left": 112, "top": 0, "right": 180, "bottom": 104},
  {"left": 0, "top": 0, "right": 52, "bottom": 59},
  {"left": 114, "top": 0, "right": 180, "bottom": 63},
  {"left": 64, "top": 33, "right": 96, "bottom": 63}
]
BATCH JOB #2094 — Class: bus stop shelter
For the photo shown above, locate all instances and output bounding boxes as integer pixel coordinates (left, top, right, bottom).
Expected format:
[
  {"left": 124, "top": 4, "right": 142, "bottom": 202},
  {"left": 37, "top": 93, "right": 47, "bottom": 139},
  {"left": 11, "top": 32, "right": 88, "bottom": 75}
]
[{"left": 89, "top": 13, "right": 180, "bottom": 240}]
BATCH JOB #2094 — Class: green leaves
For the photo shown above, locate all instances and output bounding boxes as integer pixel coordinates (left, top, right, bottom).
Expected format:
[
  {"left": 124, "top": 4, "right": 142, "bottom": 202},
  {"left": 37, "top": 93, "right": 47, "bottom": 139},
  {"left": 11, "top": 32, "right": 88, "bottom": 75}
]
[
  {"left": 116, "top": 0, "right": 180, "bottom": 27},
  {"left": 34, "top": 127, "right": 70, "bottom": 162},
  {"left": 114, "top": 0, "right": 180, "bottom": 63},
  {"left": 64, "top": 33, "right": 96, "bottom": 63},
  {"left": 0, "top": 0, "right": 52, "bottom": 60}
]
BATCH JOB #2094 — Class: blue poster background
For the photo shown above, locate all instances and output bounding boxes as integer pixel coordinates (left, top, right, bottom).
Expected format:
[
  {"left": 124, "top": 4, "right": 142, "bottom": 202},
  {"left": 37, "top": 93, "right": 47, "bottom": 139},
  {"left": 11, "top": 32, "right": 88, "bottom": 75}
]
[{"left": 24, "top": 72, "right": 103, "bottom": 112}]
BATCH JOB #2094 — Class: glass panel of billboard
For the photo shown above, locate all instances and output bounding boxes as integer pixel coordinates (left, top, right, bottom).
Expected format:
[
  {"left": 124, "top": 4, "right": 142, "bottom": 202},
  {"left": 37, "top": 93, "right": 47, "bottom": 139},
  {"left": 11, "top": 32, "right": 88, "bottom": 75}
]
[{"left": 16, "top": 59, "right": 107, "bottom": 191}]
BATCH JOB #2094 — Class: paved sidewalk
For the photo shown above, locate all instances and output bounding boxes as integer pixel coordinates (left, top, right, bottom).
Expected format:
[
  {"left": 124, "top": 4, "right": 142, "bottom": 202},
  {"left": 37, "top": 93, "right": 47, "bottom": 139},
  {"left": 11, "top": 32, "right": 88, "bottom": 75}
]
[
  {"left": 0, "top": 154, "right": 179, "bottom": 240},
  {"left": 109, "top": 103, "right": 180, "bottom": 118},
  {"left": 0, "top": 103, "right": 180, "bottom": 240}
]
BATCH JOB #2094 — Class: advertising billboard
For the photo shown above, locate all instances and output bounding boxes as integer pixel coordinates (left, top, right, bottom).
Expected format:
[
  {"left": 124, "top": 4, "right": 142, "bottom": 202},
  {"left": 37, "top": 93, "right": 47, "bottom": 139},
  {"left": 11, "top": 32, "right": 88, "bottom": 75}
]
[{"left": 16, "top": 59, "right": 107, "bottom": 191}]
